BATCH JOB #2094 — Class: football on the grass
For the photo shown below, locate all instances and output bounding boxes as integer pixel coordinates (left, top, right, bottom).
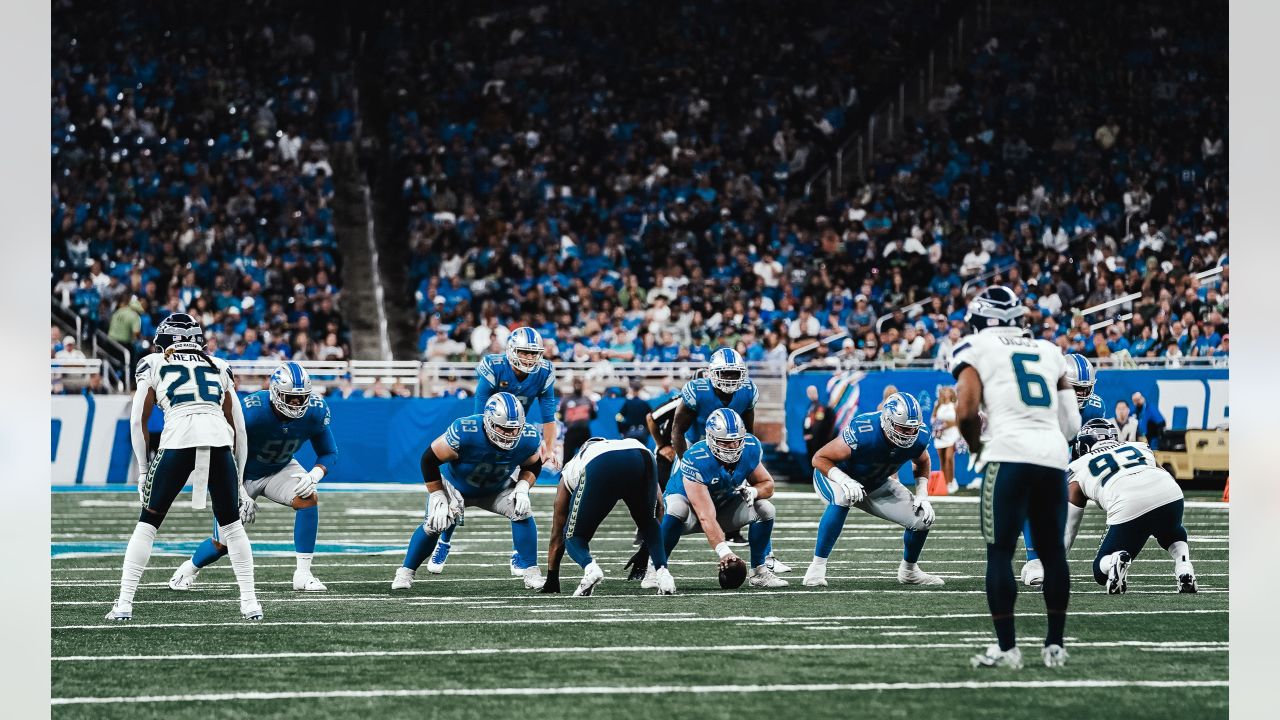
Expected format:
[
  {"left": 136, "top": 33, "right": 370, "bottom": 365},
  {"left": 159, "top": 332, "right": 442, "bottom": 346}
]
[{"left": 718, "top": 556, "right": 747, "bottom": 589}]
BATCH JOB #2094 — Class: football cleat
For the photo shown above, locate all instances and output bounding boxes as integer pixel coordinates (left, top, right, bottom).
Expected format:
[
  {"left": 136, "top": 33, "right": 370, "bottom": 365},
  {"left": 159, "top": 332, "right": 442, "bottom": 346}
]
[
  {"left": 104, "top": 601, "right": 133, "bottom": 621},
  {"left": 391, "top": 567, "right": 415, "bottom": 590},
  {"left": 749, "top": 567, "right": 789, "bottom": 588},
  {"left": 510, "top": 551, "right": 526, "bottom": 577},
  {"left": 240, "top": 599, "right": 264, "bottom": 621},
  {"left": 522, "top": 566, "right": 547, "bottom": 590},
  {"left": 898, "top": 561, "right": 945, "bottom": 586},
  {"left": 292, "top": 571, "right": 327, "bottom": 592},
  {"left": 1020, "top": 558, "right": 1044, "bottom": 587},
  {"left": 947, "top": 480, "right": 960, "bottom": 494},
  {"left": 168, "top": 560, "right": 200, "bottom": 591},
  {"left": 425, "top": 541, "right": 451, "bottom": 574},
  {"left": 971, "top": 644, "right": 1023, "bottom": 670},
  {"left": 1178, "top": 572, "right": 1198, "bottom": 594},
  {"left": 725, "top": 529, "right": 749, "bottom": 547},
  {"left": 573, "top": 563, "right": 604, "bottom": 597},
  {"left": 766, "top": 554, "right": 792, "bottom": 574},
  {"left": 1042, "top": 644, "right": 1069, "bottom": 668},
  {"left": 640, "top": 565, "right": 659, "bottom": 589},
  {"left": 1107, "top": 551, "right": 1131, "bottom": 594},
  {"left": 655, "top": 567, "right": 677, "bottom": 595},
  {"left": 802, "top": 563, "right": 828, "bottom": 587}
]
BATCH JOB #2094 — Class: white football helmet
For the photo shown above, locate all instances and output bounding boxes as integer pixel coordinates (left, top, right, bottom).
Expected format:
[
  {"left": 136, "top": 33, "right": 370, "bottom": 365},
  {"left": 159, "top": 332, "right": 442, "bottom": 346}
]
[
  {"left": 269, "top": 362, "right": 312, "bottom": 419},
  {"left": 705, "top": 407, "right": 747, "bottom": 464},
  {"left": 506, "top": 327, "right": 545, "bottom": 374},
  {"left": 483, "top": 392, "right": 527, "bottom": 450},
  {"left": 880, "top": 391, "right": 924, "bottom": 448},
  {"left": 707, "top": 347, "right": 748, "bottom": 394},
  {"left": 1063, "top": 353, "right": 1096, "bottom": 408}
]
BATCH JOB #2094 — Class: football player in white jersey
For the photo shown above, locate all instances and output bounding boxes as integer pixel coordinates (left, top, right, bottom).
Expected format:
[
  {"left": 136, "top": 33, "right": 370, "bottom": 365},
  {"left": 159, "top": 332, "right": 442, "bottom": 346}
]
[
  {"left": 952, "top": 286, "right": 1081, "bottom": 670},
  {"left": 1063, "top": 419, "right": 1197, "bottom": 594},
  {"left": 105, "top": 314, "right": 261, "bottom": 621}
]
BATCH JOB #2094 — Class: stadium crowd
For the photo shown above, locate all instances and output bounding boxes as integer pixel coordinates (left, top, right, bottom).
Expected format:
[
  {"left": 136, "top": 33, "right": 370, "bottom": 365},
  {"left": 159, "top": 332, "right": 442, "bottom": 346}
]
[
  {"left": 383, "top": 0, "right": 1226, "bottom": 369},
  {"left": 50, "top": 1, "right": 354, "bottom": 372}
]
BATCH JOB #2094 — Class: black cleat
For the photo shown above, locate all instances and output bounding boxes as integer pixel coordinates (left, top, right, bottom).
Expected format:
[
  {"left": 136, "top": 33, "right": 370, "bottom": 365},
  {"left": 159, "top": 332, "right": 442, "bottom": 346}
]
[{"left": 1178, "top": 573, "right": 1198, "bottom": 593}]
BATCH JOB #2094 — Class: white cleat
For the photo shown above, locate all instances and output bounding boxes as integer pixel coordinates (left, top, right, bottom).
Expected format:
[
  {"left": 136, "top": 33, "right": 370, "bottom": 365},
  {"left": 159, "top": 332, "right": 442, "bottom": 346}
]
[
  {"left": 640, "top": 565, "right": 658, "bottom": 590},
  {"left": 1020, "top": 558, "right": 1044, "bottom": 587},
  {"left": 240, "top": 599, "right": 264, "bottom": 621},
  {"left": 510, "top": 552, "right": 525, "bottom": 577},
  {"left": 1176, "top": 563, "right": 1198, "bottom": 593},
  {"left": 1042, "top": 644, "right": 1069, "bottom": 668},
  {"left": 1107, "top": 551, "right": 1131, "bottom": 595},
  {"left": 655, "top": 567, "right": 677, "bottom": 595},
  {"left": 168, "top": 561, "right": 200, "bottom": 591},
  {"left": 947, "top": 481, "right": 960, "bottom": 494},
  {"left": 391, "top": 567, "right": 415, "bottom": 590},
  {"left": 766, "top": 554, "right": 792, "bottom": 574},
  {"left": 522, "top": 566, "right": 547, "bottom": 590},
  {"left": 104, "top": 601, "right": 132, "bottom": 621},
  {"left": 293, "top": 571, "right": 327, "bottom": 592},
  {"left": 802, "top": 564, "right": 828, "bottom": 587},
  {"left": 898, "top": 561, "right": 945, "bottom": 585},
  {"left": 573, "top": 563, "right": 604, "bottom": 597},
  {"left": 749, "top": 567, "right": 789, "bottom": 588},
  {"left": 971, "top": 644, "right": 1023, "bottom": 669},
  {"left": 425, "top": 541, "right": 451, "bottom": 574}
]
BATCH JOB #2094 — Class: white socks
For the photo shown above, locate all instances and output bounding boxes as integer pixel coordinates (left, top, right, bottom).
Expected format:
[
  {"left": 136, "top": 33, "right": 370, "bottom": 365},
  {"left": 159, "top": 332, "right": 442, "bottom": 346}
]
[
  {"left": 117, "top": 522, "right": 158, "bottom": 604},
  {"left": 809, "top": 556, "right": 828, "bottom": 572},
  {"left": 296, "top": 554, "right": 313, "bottom": 575},
  {"left": 1167, "top": 541, "right": 1193, "bottom": 574},
  {"left": 218, "top": 520, "right": 258, "bottom": 602}
]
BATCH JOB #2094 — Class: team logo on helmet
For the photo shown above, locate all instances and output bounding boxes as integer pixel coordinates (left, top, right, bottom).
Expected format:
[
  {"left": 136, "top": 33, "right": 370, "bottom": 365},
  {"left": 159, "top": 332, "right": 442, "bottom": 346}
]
[
  {"left": 154, "top": 312, "right": 206, "bottom": 353},
  {"left": 1073, "top": 418, "right": 1120, "bottom": 460},
  {"left": 506, "top": 327, "right": 545, "bottom": 374},
  {"left": 269, "top": 362, "right": 313, "bottom": 419},
  {"left": 880, "top": 392, "right": 924, "bottom": 448},
  {"left": 705, "top": 407, "right": 747, "bottom": 464},
  {"left": 483, "top": 392, "right": 527, "bottom": 450},
  {"left": 707, "top": 347, "right": 748, "bottom": 394}
]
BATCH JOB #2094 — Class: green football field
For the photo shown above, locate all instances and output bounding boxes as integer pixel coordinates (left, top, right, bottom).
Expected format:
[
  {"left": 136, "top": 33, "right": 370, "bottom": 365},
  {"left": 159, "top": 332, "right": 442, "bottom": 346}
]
[{"left": 51, "top": 487, "right": 1228, "bottom": 719}]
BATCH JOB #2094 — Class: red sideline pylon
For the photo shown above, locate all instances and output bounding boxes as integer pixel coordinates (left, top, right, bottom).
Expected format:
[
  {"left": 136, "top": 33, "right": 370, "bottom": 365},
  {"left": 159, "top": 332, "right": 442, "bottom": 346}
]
[
  {"left": 928, "top": 470, "right": 949, "bottom": 496},
  {"left": 1222, "top": 477, "right": 1229, "bottom": 502}
]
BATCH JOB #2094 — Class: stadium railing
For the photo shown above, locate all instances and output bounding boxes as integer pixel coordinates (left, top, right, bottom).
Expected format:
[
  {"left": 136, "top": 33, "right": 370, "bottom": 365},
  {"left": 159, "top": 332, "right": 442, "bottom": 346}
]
[{"left": 50, "top": 358, "right": 109, "bottom": 391}]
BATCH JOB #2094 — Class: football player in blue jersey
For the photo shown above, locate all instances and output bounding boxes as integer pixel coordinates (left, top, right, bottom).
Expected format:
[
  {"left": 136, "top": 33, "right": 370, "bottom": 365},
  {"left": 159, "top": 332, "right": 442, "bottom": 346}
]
[
  {"left": 652, "top": 408, "right": 787, "bottom": 589},
  {"left": 393, "top": 392, "right": 548, "bottom": 590},
  {"left": 1020, "top": 353, "right": 1106, "bottom": 587},
  {"left": 427, "top": 327, "right": 558, "bottom": 576},
  {"left": 167, "top": 362, "right": 337, "bottom": 593},
  {"left": 802, "top": 392, "right": 943, "bottom": 587}
]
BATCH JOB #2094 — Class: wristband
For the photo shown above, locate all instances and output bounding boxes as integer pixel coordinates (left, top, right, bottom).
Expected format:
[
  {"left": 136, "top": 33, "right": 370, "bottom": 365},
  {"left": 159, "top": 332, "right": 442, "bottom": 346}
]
[
  {"left": 827, "top": 467, "right": 854, "bottom": 485},
  {"left": 915, "top": 477, "right": 929, "bottom": 497},
  {"left": 515, "top": 479, "right": 530, "bottom": 494},
  {"left": 311, "top": 467, "right": 326, "bottom": 482},
  {"left": 715, "top": 542, "right": 732, "bottom": 559}
]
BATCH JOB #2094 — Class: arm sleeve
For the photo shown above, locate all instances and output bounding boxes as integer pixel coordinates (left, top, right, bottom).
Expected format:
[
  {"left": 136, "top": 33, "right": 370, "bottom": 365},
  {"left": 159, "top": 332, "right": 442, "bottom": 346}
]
[
  {"left": 1057, "top": 389, "right": 1081, "bottom": 440},
  {"left": 311, "top": 409, "right": 339, "bottom": 469},
  {"left": 228, "top": 391, "right": 248, "bottom": 485},
  {"left": 129, "top": 385, "right": 150, "bottom": 473}
]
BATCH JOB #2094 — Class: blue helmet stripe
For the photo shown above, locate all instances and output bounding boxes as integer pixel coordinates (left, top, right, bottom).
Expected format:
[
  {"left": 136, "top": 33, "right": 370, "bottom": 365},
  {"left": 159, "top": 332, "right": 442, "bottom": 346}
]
[
  {"left": 723, "top": 410, "right": 738, "bottom": 434},
  {"left": 503, "top": 392, "right": 517, "bottom": 419},
  {"left": 287, "top": 362, "right": 303, "bottom": 388}
]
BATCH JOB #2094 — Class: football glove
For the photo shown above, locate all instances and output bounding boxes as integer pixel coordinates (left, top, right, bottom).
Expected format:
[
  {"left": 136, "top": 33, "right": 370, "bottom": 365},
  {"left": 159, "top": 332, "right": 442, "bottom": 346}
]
[
  {"left": 290, "top": 468, "right": 323, "bottom": 499},
  {"left": 828, "top": 467, "right": 866, "bottom": 505},
  {"left": 737, "top": 482, "right": 759, "bottom": 504},
  {"left": 238, "top": 490, "right": 257, "bottom": 525},
  {"left": 624, "top": 547, "right": 651, "bottom": 581},
  {"left": 136, "top": 473, "right": 147, "bottom": 506},
  {"left": 912, "top": 496, "right": 936, "bottom": 528},
  {"left": 513, "top": 479, "right": 532, "bottom": 518},
  {"left": 538, "top": 572, "right": 562, "bottom": 594},
  {"left": 426, "top": 490, "right": 452, "bottom": 533}
]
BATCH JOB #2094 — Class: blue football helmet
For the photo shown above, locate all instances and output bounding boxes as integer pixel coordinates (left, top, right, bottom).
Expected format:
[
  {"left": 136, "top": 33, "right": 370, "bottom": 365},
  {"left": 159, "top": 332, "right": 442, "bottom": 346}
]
[
  {"left": 880, "top": 391, "right": 924, "bottom": 448},
  {"left": 707, "top": 347, "right": 748, "bottom": 394},
  {"left": 269, "top": 362, "right": 313, "bottom": 419},
  {"left": 705, "top": 407, "right": 748, "bottom": 464},
  {"left": 1064, "top": 353, "right": 1096, "bottom": 408},
  {"left": 965, "top": 285, "right": 1026, "bottom": 333},
  {"left": 506, "top": 327, "right": 545, "bottom": 374},
  {"left": 1073, "top": 418, "right": 1120, "bottom": 459},
  {"left": 483, "top": 392, "right": 527, "bottom": 450},
  {"left": 154, "top": 312, "right": 205, "bottom": 353}
]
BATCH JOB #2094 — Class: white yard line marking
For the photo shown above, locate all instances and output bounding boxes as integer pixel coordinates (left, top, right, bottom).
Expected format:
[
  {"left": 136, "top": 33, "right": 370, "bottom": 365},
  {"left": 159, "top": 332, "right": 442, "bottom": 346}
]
[
  {"left": 51, "top": 640, "right": 1226, "bottom": 663},
  {"left": 50, "top": 679, "right": 1230, "bottom": 705},
  {"left": 52, "top": 608, "right": 1226, "bottom": 631}
]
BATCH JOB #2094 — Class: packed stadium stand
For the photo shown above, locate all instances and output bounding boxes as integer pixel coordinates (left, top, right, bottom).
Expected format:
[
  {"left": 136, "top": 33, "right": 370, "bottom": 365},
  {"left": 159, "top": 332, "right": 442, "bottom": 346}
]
[
  {"left": 51, "top": 0, "right": 1227, "bottom": 388},
  {"left": 50, "top": 0, "right": 356, "bottom": 386}
]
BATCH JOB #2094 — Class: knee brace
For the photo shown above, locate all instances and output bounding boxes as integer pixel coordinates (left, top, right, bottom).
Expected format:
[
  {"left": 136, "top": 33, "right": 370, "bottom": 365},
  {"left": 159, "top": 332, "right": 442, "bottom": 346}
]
[
  {"left": 753, "top": 499, "right": 776, "bottom": 522},
  {"left": 664, "top": 493, "right": 692, "bottom": 521}
]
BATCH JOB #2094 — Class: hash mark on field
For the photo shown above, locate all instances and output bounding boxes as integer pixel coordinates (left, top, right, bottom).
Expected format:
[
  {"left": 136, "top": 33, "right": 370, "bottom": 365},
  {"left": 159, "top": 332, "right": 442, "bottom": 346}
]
[{"left": 50, "top": 679, "right": 1230, "bottom": 705}]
